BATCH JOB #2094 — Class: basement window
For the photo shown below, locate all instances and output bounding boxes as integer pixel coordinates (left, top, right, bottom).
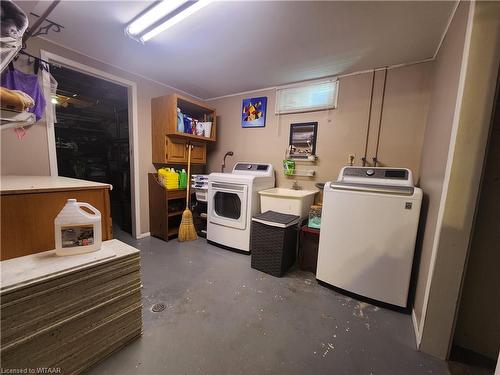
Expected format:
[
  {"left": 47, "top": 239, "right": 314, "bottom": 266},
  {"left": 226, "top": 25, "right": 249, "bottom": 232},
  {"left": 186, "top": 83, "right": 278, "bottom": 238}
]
[{"left": 275, "top": 79, "right": 338, "bottom": 115}]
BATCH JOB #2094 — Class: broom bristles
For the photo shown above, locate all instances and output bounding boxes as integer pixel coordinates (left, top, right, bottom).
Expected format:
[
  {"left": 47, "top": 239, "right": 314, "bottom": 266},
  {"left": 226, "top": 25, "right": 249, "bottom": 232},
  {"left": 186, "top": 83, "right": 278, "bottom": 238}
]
[{"left": 178, "top": 209, "right": 197, "bottom": 242}]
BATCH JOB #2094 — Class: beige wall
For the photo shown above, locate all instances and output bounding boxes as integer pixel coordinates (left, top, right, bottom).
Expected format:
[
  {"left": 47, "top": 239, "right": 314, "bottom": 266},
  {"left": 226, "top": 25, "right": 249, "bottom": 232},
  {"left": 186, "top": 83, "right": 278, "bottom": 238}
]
[
  {"left": 0, "top": 37, "right": 180, "bottom": 235},
  {"left": 420, "top": 1, "right": 500, "bottom": 359},
  {"left": 206, "top": 62, "right": 431, "bottom": 190},
  {"left": 412, "top": 0, "right": 470, "bottom": 336},
  {"left": 454, "top": 69, "right": 500, "bottom": 360}
]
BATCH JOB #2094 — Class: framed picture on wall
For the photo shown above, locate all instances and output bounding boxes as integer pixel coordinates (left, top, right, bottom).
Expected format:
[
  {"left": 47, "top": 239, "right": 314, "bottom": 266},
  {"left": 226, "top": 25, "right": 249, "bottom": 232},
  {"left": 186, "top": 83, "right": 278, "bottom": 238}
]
[
  {"left": 242, "top": 97, "right": 267, "bottom": 128},
  {"left": 288, "top": 122, "right": 318, "bottom": 158}
]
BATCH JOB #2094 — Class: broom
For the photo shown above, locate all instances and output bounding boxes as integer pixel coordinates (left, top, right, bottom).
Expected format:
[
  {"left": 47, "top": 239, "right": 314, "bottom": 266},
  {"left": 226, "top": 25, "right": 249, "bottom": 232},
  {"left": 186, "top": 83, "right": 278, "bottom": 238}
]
[{"left": 178, "top": 143, "right": 197, "bottom": 241}]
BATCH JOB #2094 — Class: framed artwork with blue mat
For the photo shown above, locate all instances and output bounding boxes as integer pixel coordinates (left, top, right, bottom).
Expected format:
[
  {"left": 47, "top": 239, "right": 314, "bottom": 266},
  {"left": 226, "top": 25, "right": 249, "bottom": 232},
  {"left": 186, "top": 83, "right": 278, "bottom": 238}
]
[{"left": 242, "top": 97, "right": 267, "bottom": 128}]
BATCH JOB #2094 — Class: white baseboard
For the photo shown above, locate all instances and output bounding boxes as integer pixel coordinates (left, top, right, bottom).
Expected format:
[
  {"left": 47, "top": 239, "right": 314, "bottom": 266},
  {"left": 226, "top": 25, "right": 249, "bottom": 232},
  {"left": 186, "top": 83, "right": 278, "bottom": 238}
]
[
  {"left": 136, "top": 232, "right": 150, "bottom": 239},
  {"left": 412, "top": 308, "right": 422, "bottom": 349}
]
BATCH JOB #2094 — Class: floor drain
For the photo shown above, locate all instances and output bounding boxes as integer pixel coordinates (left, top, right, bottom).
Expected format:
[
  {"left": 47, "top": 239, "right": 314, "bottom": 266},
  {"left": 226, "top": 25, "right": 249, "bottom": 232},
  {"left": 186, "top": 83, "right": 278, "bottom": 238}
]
[{"left": 151, "top": 303, "right": 166, "bottom": 313}]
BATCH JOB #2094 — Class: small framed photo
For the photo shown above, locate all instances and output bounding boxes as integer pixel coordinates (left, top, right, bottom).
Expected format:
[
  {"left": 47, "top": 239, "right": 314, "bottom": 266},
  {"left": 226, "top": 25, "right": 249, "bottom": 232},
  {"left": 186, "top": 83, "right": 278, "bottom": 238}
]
[
  {"left": 242, "top": 97, "right": 267, "bottom": 128},
  {"left": 289, "top": 122, "right": 318, "bottom": 158}
]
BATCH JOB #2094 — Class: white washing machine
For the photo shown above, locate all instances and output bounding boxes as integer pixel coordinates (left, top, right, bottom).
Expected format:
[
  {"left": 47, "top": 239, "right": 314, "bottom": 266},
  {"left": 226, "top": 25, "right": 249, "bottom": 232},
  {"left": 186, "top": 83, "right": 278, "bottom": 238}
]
[
  {"left": 317, "top": 166, "right": 422, "bottom": 307},
  {"left": 207, "top": 163, "right": 275, "bottom": 253}
]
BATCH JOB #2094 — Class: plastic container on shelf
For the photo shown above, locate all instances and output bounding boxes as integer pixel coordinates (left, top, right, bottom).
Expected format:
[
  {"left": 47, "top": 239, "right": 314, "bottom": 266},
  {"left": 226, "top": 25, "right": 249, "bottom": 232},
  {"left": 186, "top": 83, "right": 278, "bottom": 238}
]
[
  {"left": 158, "top": 168, "right": 169, "bottom": 187},
  {"left": 157, "top": 168, "right": 179, "bottom": 189},
  {"left": 183, "top": 116, "right": 192, "bottom": 134},
  {"left": 201, "top": 122, "right": 212, "bottom": 138},
  {"left": 179, "top": 169, "right": 187, "bottom": 189},
  {"left": 283, "top": 159, "right": 295, "bottom": 176},
  {"left": 55, "top": 199, "right": 102, "bottom": 256},
  {"left": 177, "top": 108, "right": 184, "bottom": 132},
  {"left": 195, "top": 121, "right": 204, "bottom": 136},
  {"left": 164, "top": 168, "right": 179, "bottom": 190}
]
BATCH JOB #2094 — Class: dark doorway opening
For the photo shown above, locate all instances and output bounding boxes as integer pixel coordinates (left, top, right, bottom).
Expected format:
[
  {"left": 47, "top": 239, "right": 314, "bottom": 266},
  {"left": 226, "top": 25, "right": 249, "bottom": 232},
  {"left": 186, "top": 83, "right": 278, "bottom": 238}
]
[{"left": 51, "top": 66, "right": 132, "bottom": 234}]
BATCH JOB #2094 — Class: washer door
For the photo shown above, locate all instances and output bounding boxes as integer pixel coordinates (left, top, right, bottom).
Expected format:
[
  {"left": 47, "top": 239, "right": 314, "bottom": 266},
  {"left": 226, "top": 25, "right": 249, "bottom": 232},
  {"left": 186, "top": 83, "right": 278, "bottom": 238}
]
[{"left": 209, "top": 182, "right": 248, "bottom": 230}]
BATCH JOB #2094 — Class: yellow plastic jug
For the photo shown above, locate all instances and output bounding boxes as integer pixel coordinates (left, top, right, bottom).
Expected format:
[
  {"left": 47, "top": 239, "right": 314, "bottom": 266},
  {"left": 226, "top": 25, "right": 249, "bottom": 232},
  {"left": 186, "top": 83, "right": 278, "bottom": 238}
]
[{"left": 158, "top": 168, "right": 169, "bottom": 187}]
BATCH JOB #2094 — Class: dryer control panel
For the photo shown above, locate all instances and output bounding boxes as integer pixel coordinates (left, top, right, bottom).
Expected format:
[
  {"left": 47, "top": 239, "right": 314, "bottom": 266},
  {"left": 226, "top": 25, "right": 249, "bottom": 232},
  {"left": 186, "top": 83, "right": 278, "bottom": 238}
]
[{"left": 233, "top": 163, "right": 274, "bottom": 177}]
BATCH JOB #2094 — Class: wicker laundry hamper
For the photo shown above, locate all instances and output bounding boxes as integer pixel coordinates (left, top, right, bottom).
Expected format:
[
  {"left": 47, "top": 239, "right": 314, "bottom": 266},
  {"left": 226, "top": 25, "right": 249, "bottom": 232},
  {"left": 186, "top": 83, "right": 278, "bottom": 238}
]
[{"left": 250, "top": 211, "right": 300, "bottom": 277}]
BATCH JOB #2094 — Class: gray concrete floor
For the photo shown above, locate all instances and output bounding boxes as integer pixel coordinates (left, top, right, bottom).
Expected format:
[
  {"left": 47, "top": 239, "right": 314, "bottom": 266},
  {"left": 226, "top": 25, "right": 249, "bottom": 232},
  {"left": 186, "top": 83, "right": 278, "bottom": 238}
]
[{"left": 87, "top": 231, "right": 450, "bottom": 375}]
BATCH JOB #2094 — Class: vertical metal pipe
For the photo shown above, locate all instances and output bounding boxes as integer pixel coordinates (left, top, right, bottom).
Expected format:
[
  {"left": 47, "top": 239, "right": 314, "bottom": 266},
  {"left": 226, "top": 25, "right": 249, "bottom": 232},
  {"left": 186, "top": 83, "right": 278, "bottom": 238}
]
[
  {"left": 363, "top": 70, "right": 376, "bottom": 167},
  {"left": 374, "top": 67, "right": 388, "bottom": 167}
]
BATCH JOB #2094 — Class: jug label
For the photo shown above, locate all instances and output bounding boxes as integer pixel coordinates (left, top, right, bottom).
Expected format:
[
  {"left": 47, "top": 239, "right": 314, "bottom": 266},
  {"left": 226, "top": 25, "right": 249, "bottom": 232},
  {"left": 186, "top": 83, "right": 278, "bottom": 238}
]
[{"left": 61, "top": 225, "right": 94, "bottom": 248}]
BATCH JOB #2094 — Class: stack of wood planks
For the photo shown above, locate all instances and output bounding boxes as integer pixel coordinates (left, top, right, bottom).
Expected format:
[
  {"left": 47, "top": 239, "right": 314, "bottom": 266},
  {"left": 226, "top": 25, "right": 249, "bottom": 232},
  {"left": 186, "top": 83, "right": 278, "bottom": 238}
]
[{"left": 0, "top": 239, "right": 142, "bottom": 374}]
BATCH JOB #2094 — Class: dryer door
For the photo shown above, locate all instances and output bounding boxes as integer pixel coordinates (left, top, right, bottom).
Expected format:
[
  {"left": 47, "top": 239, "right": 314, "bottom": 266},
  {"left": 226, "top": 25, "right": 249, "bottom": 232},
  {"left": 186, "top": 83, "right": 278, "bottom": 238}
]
[{"left": 209, "top": 182, "right": 248, "bottom": 230}]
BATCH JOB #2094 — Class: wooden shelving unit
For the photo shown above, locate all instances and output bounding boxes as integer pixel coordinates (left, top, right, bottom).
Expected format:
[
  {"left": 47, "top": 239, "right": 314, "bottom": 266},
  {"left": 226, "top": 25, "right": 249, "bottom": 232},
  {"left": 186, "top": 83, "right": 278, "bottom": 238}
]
[
  {"left": 148, "top": 173, "right": 191, "bottom": 241},
  {"left": 168, "top": 210, "right": 184, "bottom": 217},
  {"left": 151, "top": 93, "right": 216, "bottom": 165}
]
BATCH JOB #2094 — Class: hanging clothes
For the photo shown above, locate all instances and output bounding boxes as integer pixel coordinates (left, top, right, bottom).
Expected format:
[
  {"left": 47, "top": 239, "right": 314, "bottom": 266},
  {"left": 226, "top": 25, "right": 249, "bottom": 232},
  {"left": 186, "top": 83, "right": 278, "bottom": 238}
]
[
  {"left": 12, "top": 55, "right": 59, "bottom": 123},
  {"left": 1, "top": 68, "right": 46, "bottom": 121},
  {"left": 42, "top": 67, "right": 58, "bottom": 124}
]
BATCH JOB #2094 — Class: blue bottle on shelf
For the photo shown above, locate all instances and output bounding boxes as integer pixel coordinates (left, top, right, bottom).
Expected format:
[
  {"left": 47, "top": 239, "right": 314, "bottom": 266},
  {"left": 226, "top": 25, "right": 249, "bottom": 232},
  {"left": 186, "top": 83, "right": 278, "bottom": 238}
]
[{"left": 183, "top": 116, "right": 192, "bottom": 134}]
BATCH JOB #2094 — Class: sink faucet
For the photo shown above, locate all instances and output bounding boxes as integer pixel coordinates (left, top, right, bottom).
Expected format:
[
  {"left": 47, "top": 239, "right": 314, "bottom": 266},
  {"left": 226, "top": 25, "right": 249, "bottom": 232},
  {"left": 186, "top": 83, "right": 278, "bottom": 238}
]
[
  {"left": 221, "top": 151, "right": 234, "bottom": 173},
  {"left": 291, "top": 180, "right": 302, "bottom": 190}
]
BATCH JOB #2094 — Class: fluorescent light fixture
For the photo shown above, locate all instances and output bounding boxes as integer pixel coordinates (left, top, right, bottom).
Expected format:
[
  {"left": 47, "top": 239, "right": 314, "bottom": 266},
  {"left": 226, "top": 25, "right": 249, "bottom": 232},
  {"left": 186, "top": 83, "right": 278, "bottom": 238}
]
[
  {"left": 126, "top": 0, "right": 213, "bottom": 42},
  {"left": 126, "top": 0, "right": 188, "bottom": 36}
]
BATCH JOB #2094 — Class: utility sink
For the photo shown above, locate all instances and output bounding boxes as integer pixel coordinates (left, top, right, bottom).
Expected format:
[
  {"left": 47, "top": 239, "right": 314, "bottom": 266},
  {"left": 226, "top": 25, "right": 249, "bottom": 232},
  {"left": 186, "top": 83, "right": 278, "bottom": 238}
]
[{"left": 259, "top": 188, "right": 318, "bottom": 218}]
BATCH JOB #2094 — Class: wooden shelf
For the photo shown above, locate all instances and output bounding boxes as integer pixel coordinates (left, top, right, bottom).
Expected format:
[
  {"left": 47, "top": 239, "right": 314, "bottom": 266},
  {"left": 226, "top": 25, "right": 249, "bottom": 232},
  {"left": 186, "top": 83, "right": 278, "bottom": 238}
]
[
  {"left": 169, "top": 132, "right": 216, "bottom": 143},
  {"left": 168, "top": 210, "right": 184, "bottom": 218},
  {"left": 166, "top": 188, "right": 187, "bottom": 200},
  {"left": 167, "top": 226, "right": 179, "bottom": 237}
]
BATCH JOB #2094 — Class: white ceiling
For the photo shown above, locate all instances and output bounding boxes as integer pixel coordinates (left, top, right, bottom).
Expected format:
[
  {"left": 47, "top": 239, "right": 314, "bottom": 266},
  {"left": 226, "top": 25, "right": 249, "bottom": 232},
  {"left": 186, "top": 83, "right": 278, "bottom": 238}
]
[{"left": 18, "top": 1, "right": 456, "bottom": 99}]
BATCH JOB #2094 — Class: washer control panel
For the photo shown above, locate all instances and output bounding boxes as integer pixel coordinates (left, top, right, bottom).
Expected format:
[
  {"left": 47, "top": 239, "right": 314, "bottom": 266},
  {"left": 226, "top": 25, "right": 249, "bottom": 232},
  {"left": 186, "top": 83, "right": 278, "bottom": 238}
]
[
  {"left": 338, "top": 167, "right": 414, "bottom": 187},
  {"left": 343, "top": 167, "right": 408, "bottom": 180}
]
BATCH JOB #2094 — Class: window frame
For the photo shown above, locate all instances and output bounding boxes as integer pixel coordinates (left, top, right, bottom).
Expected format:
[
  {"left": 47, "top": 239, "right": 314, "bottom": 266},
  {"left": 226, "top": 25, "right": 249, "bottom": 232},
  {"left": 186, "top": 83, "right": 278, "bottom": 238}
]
[{"left": 275, "top": 79, "right": 339, "bottom": 115}]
